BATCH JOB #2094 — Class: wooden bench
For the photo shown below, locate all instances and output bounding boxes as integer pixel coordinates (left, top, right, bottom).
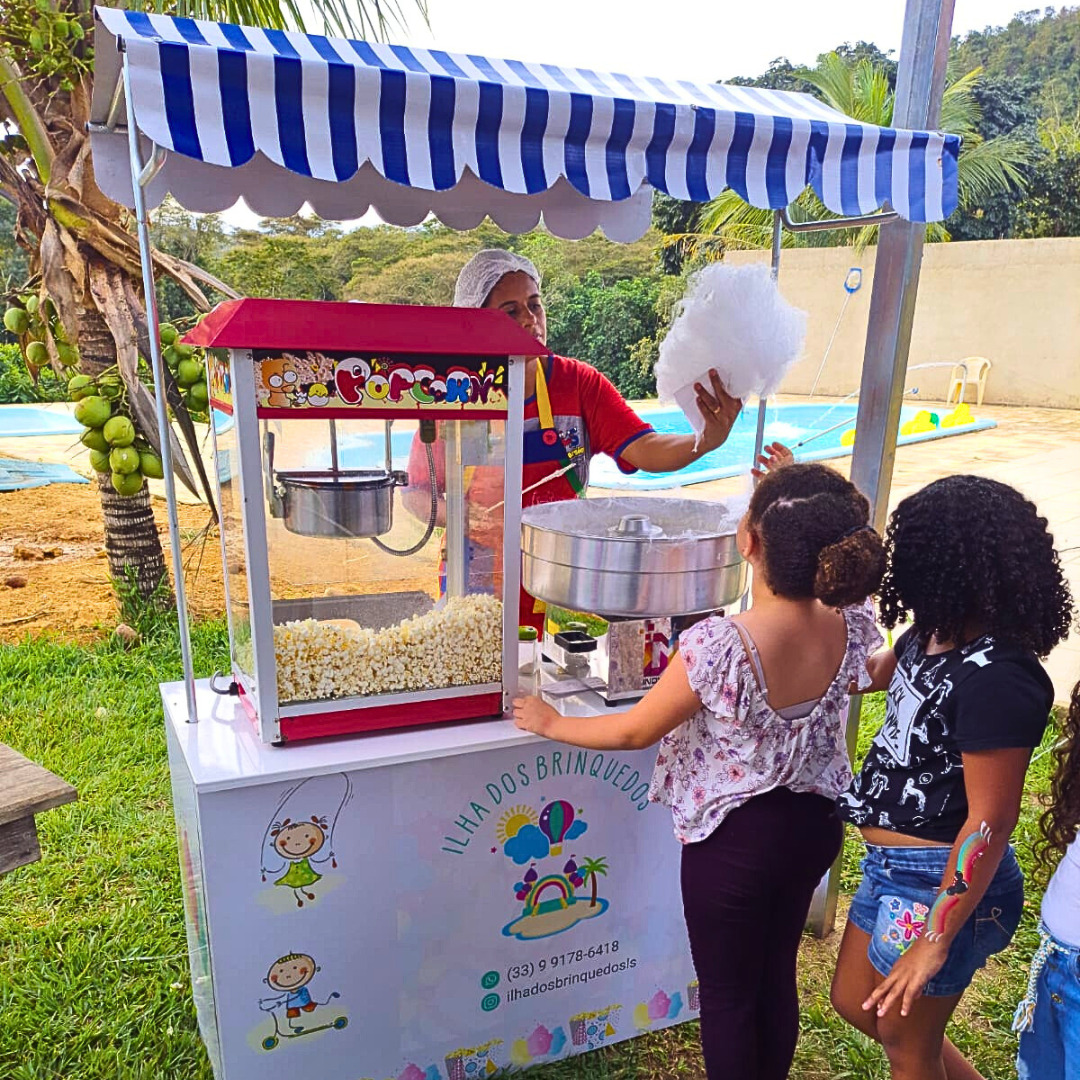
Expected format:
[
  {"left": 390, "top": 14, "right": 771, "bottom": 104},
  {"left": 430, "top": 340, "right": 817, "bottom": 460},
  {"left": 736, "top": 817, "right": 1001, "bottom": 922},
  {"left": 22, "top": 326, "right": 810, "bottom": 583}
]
[{"left": 0, "top": 743, "right": 77, "bottom": 876}]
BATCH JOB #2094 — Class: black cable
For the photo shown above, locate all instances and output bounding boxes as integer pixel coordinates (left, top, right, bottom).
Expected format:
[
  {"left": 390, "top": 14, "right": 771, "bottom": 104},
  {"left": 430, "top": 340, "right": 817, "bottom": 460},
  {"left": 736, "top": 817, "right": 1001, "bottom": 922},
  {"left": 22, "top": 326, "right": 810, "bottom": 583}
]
[{"left": 372, "top": 441, "right": 438, "bottom": 557}]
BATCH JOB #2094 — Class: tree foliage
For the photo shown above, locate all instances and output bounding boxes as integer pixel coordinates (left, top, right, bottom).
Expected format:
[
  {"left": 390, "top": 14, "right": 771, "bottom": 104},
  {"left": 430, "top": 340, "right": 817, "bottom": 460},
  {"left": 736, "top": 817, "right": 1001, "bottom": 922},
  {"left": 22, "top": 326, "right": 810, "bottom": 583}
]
[
  {"left": 953, "top": 6, "right": 1080, "bottom": 117},
  {"left": 546, "top": 273, "right": 663, "bottom": 399}
]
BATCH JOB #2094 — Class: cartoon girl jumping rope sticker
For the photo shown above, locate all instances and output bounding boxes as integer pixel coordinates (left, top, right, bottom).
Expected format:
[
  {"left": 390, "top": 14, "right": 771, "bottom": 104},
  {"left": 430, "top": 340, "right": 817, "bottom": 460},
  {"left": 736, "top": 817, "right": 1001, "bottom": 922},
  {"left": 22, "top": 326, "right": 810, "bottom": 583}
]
[
  {"left": 260, "top": 774, "right": 352, "bottom": 907},
  {"left": 267, "top": 817, "right": 329, "bottom": 906}
]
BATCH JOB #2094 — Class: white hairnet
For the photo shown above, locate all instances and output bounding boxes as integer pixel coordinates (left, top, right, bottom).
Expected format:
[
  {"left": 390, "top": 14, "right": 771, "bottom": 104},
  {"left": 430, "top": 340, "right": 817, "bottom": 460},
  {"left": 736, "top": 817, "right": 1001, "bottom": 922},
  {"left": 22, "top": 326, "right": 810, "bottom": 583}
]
[{"left": 453, "top": 249, "right": 542, "bottom": 308}]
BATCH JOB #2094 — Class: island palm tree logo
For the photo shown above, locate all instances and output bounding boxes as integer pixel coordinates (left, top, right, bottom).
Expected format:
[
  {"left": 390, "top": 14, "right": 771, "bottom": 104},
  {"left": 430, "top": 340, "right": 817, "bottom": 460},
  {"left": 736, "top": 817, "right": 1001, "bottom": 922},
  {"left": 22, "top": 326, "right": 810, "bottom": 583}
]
[{"left": 496, "top": 799, "right": 611, "bottom": 940}]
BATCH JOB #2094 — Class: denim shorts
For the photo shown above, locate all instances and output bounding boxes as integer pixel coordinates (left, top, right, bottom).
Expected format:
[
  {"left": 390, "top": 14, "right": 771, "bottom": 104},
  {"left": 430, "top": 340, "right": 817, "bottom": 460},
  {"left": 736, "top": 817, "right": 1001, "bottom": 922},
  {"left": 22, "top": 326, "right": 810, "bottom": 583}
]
[
  {"left": 1016, "top": 925, "right": 1080, "bottom": 1080},
  {"left": 847, "top": 842, "right": 1024, "bottom": 996}
]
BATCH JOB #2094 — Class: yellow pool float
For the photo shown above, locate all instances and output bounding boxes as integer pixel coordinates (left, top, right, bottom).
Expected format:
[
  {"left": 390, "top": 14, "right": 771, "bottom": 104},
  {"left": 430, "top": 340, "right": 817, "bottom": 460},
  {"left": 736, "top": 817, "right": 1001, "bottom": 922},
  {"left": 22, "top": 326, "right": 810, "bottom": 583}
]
[
  {"left": 941, "top": 402, "right": 974, "bottom": 428},
  {"left": 901, "top": 409, "right": 940, "bottom": 436}
]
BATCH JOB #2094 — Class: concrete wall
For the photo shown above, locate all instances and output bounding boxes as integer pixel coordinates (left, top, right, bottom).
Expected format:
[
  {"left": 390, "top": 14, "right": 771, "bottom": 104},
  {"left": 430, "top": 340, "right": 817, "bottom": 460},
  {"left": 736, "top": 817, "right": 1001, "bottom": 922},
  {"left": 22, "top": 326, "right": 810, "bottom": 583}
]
[{"left": 724, "top": 237, "right": 1080, "bottom": 409}]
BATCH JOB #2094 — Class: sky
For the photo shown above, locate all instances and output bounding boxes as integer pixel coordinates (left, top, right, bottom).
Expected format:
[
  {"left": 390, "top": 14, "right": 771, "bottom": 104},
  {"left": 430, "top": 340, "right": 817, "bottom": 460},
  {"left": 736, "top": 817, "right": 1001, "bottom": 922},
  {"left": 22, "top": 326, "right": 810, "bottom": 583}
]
[{"left": 218, "top": 0, "right": 1037, "bottom": 228}]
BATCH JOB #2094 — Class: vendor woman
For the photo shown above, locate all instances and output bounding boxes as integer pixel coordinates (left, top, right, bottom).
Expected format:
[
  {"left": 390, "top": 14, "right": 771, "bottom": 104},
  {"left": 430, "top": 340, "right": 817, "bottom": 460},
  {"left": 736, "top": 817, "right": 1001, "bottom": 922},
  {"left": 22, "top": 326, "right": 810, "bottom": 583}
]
[{"left": 406, "top": 249, "right": 740, "bottom": 630}]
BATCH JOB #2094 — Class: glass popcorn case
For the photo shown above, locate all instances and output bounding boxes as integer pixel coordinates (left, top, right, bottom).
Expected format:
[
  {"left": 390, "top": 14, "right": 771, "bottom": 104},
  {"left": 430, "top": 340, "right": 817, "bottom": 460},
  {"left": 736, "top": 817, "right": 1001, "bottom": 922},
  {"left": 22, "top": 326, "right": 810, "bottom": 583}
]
[{"left": 188, "top": 300, "right": 534, "bottom": 744}]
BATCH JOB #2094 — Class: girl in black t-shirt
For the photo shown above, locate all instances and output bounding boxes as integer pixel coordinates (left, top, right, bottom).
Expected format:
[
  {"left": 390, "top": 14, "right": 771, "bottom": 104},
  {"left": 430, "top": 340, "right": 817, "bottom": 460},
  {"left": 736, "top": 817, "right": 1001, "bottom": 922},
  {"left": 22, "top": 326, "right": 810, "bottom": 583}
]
[{"left": 831, "top": 475, "right": 1073, "bottom": 1080}]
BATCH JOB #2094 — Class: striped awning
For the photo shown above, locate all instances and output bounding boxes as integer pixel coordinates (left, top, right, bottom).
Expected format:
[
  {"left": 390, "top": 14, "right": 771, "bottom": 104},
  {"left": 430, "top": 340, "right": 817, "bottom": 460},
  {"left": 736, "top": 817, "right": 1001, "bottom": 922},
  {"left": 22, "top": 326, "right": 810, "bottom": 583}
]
[{"left": 90, "top": 6, "right": 960, "bottom": 240}]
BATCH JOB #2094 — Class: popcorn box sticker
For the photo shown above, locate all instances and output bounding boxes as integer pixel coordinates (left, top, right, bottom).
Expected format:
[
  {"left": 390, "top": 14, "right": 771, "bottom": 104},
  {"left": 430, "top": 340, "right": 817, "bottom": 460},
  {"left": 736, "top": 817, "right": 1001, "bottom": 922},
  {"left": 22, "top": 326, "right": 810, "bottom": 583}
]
[
  {"left": 569, "top": 1006, "right": 620, "bottom": 1050},
  {"left": 445, "top": 1039, "right": 502, "bottom": 1079},
  {"left": 688, "top": 980, "right": 700, "bottom": 1011}
]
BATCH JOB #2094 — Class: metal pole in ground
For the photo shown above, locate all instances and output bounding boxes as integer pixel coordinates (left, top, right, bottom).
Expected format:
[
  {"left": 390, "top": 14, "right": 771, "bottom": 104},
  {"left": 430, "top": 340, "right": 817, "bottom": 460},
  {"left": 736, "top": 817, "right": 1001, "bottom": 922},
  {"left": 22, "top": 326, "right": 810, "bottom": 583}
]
[
  {"left": 807, "top": 0, "right": 956, "bottom": 937},
  {"left": 121, "top": 50, "right": 199, "bottom": 722}
]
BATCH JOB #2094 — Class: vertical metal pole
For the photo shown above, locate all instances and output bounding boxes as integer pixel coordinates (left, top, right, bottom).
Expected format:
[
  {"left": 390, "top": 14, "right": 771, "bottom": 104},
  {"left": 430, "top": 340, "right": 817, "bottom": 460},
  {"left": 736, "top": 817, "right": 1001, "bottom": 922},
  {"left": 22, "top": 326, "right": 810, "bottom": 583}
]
[
  {"left": 501, "top": 358, "right": 525, "bottom": 711},
  {"left": 328, "top": 419, "right": 340, "bottom": 473},
  {"left": 122, "top": 53, "right": 199, "bottom": 722},
  {"left": 445, "top": 420, "right": 466, "bottom": 598},
  {"left": 808, "top": 0, "right": 956, "bottom": 937},
  {"left": 769, "top": 210, "right": 783, "bottom": 278},
  {"left": 741, "top": 213, "right": 784, "bottom": 614},
  {"left": 750, "top": 211, "right": 783, "bottom": 468}
]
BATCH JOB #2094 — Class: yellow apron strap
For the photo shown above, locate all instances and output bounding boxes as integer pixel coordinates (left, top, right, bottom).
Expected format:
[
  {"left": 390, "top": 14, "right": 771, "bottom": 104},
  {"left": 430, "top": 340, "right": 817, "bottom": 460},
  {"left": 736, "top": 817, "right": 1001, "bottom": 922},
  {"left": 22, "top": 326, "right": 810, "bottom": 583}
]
[
  {"left": 533, "top": 357, "right": 585, "bottom": 497},
  {"left": 535, "top": 358, "right": 555, "bottom": 431}
]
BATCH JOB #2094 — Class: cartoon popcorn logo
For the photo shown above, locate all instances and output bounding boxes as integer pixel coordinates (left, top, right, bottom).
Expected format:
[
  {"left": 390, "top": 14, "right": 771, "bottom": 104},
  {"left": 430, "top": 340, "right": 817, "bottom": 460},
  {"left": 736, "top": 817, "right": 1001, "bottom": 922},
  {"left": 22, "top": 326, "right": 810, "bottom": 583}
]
[
  {"left": 444, "top": 1039, "right": 502, "bottom": 1079},
  {"left": 569, "top": 1006, "right": 620, "bottom": 1050}
]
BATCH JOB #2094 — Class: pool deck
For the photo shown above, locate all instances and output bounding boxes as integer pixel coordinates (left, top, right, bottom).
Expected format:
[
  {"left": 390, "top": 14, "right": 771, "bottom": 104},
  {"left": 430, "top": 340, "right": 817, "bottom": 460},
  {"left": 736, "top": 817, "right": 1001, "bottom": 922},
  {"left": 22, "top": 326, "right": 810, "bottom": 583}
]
[{"left": 2, "top": 398, "right": 1078, "bottom": 701}]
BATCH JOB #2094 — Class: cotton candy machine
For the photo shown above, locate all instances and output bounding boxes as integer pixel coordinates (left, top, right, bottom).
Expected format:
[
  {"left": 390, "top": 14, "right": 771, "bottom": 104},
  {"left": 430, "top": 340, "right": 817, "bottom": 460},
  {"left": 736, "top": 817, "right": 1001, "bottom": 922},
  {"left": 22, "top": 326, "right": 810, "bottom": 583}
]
[
  {"left": 522, "top": 497, "right": 749, "bottom": 704},
  {"left": 521, "top": 497, "right": 748, "bottom": 619}
]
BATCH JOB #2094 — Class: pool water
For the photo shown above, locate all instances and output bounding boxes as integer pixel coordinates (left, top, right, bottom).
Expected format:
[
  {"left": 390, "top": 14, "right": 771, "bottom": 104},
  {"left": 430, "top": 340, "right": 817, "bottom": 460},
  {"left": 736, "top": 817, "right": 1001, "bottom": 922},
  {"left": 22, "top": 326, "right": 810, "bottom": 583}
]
[
  {"left": 0, "top": 405, "right": 83, "bottom": 437},
  {"left": 303, "top": 402, "right": 997, "bottom": 490},
  {"left": 591, "top": 402, "right": 996, "bottom": 490}
]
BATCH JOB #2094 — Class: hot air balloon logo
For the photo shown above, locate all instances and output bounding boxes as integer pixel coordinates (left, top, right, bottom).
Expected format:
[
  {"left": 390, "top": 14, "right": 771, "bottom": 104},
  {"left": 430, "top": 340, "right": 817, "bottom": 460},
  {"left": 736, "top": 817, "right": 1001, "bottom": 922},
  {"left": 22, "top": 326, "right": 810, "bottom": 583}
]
[
  {"left": 539, "top": 800, "right": 575, "bottom": 857},
  {"left": 498, "top": 797, "right": 610, "bottom": 940}
]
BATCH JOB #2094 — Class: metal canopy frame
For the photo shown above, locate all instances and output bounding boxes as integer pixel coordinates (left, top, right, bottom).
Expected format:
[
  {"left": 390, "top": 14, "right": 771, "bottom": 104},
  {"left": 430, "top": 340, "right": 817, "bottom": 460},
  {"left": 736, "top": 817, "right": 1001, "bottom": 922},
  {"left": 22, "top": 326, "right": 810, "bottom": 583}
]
[{"left": 109, "top": 0, "right": 955, "bottom": 934}]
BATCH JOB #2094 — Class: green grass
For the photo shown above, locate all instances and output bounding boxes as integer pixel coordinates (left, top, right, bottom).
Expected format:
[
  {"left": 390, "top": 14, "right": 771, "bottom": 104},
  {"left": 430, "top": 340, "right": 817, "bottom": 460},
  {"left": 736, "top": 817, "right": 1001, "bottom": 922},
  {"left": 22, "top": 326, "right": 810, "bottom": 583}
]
[{"left": 0, "top": 630, "right": 1060, "bottom": 1079}]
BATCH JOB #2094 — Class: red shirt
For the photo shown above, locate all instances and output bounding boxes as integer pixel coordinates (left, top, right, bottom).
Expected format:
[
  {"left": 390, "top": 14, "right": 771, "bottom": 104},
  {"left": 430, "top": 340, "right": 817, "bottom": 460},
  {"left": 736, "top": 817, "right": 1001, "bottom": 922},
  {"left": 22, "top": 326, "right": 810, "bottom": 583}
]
[{"left": 407, "top": 355, "right": 653, "bottom": 628}]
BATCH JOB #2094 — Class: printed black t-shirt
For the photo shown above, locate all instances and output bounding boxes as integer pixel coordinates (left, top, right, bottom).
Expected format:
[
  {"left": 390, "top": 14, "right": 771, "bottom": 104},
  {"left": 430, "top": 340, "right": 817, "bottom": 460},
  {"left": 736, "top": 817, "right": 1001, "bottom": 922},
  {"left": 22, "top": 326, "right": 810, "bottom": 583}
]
[{"left": 837, "top": 629, "right": 1054, "bottom": 843}]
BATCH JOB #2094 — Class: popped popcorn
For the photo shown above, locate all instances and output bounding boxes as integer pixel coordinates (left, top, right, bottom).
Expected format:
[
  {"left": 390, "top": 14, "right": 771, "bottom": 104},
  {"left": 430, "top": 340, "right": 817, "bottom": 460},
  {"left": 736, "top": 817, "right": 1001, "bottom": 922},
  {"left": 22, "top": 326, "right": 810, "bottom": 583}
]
[{"left": 273, "top": 593, "right": 504, "bottom": 702}]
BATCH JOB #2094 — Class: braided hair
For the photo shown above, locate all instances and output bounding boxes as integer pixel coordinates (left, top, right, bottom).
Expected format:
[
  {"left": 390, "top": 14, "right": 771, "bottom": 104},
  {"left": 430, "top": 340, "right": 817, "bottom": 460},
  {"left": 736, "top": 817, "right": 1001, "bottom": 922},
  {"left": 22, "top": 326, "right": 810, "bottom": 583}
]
[
  {"left": 879, "top": 475, "right": 1073, "bottom": 655},
  {"left": 748, "top": 463, "right": 886, "bottom": 607}
]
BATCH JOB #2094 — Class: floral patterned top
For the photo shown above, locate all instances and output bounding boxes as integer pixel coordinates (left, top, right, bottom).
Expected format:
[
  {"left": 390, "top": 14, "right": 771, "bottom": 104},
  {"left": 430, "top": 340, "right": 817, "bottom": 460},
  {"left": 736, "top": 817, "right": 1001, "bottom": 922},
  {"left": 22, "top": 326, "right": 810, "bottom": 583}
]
[{"left": 648, "top": 602, "right": 883, "bottom": 844}]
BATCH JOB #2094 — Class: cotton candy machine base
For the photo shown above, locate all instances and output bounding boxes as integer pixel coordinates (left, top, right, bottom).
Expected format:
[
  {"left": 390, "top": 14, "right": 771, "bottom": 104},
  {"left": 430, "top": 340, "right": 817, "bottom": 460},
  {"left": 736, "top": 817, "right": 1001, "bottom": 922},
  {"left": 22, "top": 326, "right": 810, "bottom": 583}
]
[{"left": 520, "top": 497, "right": 748, "bottom": 619}]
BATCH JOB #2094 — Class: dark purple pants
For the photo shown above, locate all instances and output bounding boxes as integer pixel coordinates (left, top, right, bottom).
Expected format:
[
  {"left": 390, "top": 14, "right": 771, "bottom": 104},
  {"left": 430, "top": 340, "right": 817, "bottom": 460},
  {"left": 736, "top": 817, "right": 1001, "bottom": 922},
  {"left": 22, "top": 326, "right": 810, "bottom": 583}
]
[{"left": 680, "top": 786, "right": 843, "bottom": 1080}]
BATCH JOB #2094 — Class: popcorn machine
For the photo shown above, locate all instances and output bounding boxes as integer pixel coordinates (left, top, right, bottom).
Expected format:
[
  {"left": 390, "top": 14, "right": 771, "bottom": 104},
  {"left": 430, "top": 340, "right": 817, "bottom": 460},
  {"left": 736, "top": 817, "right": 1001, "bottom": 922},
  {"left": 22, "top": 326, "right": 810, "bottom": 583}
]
[{"left": 186, "top": 300, "right": 535, "bottom": 744}]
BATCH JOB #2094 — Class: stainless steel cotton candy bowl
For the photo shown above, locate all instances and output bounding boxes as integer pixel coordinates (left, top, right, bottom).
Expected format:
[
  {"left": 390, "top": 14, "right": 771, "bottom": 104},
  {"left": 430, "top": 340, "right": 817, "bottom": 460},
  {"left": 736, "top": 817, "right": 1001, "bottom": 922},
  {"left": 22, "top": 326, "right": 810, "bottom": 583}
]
[{"left": 520, "top": 497, "right": 748, "bottom": 618}]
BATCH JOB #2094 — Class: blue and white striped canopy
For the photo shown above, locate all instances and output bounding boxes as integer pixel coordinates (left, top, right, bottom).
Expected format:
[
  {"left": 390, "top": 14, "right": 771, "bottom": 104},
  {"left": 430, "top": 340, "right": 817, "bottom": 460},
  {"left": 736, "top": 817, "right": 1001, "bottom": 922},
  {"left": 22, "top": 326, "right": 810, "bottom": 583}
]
[{"left": 91, "top": 6, "right": 960, "bottom": 240}]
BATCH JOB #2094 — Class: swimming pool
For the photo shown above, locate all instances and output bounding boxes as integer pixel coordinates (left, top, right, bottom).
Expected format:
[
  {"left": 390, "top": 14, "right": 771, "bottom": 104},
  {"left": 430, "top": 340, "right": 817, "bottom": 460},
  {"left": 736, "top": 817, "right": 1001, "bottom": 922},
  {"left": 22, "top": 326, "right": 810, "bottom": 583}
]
[
  {"left": 590, "top": 402, "right": 996, "bottom": 490},
  {"left": 0, "top": 404, "right": 83, "bottom": 437},
  {"left": 302, "top": 402, "right": 996, "bottom": 490}
]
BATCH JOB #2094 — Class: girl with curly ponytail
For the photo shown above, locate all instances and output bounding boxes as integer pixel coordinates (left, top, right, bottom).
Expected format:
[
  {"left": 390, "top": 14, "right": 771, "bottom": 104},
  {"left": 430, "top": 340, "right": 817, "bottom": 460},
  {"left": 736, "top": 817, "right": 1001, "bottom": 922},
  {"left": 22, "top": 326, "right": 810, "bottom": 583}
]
[
  {"left": 513, "top": 460, "right": 886, "bottom": 1080},
  {"left": 1014, "top": 679, "right": 1080, "bottom": 1079}
]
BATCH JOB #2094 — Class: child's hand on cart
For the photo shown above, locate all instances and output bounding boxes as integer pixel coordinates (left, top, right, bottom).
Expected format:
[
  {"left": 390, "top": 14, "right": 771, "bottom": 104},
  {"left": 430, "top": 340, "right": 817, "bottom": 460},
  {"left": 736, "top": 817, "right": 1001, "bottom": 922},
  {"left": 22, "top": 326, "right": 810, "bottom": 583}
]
[
  {"left": 513, "top": 696, "right": 559, "bottom": 736},
  {"left": 751, "top": 441, "right": 794, "bottom": 480}
]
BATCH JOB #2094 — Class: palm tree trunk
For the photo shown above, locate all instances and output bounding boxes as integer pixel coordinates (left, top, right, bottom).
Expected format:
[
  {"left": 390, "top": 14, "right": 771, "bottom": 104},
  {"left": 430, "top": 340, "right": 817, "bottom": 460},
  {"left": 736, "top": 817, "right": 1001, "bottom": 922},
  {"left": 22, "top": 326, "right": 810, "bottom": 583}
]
[
  {"left": 589, "top": 874, "right": 597, "bottom": 907},
  {"left": 77, "top": 305, "right": 171, "bottom": 605}
]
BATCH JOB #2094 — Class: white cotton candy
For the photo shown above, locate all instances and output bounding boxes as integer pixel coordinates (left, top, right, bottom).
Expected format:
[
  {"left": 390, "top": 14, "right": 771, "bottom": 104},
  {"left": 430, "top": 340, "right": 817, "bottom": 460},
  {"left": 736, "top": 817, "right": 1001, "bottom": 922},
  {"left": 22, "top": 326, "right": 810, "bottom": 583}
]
[{"left": 655, "top": 263, "right": 808, "bottom": 443}]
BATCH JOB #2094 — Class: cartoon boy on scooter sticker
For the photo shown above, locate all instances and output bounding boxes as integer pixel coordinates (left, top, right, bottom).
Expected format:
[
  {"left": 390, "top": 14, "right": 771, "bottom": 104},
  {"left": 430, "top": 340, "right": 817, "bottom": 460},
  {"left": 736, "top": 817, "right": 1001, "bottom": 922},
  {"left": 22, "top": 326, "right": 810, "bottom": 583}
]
[{"left": 258, "top": 953, "right": 347, "bottom": 1050}]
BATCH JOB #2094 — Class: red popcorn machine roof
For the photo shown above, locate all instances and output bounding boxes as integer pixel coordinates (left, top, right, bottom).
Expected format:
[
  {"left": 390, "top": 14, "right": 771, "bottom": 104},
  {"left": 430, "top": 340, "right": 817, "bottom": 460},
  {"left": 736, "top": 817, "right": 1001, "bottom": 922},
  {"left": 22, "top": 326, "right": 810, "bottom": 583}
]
[{"left": 182, "top": 299, "right": 545, "bottom": 356}]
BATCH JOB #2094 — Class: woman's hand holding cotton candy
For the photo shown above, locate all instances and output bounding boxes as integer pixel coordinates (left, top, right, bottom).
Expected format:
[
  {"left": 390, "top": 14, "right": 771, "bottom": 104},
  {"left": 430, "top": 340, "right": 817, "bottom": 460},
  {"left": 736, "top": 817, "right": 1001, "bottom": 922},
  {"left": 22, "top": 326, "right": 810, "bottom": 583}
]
[
  {"left": 654, "top": 263, "right": 808, "bottom": 446},
  {"left": 693, "top": 370, "right": 742, "bottom": 453}
]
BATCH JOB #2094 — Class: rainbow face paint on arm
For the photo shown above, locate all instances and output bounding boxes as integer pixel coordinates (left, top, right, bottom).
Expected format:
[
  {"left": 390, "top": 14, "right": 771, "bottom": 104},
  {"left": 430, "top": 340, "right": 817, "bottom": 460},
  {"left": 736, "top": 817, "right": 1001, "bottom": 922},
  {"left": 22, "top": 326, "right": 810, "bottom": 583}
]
[{"left": 924, "top": 821, "right": 993, "bottom": 943}]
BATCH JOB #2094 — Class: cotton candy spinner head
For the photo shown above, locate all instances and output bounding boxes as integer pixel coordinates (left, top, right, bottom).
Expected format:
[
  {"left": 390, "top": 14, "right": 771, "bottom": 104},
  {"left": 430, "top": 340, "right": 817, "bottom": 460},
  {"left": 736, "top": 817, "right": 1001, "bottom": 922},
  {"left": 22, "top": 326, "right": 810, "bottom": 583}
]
[{"left": 654, "top": 263, "right": 807, "bottom": 439}]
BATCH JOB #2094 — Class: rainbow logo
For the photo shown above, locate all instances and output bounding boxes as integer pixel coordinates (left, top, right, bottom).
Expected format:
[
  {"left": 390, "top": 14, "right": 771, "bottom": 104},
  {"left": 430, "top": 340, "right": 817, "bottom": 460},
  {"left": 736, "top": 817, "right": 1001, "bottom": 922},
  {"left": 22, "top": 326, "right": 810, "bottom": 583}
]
[{"left": 525, "top": 874, "right": 574, "bottom": 915}]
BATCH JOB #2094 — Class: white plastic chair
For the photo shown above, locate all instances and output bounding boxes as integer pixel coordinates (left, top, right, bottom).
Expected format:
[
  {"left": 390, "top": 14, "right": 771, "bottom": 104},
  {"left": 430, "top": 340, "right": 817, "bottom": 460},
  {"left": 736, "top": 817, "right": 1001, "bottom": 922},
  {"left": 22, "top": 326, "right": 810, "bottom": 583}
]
[{"left": 946, "top": 357, "right": 992, "bottom": 406}]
